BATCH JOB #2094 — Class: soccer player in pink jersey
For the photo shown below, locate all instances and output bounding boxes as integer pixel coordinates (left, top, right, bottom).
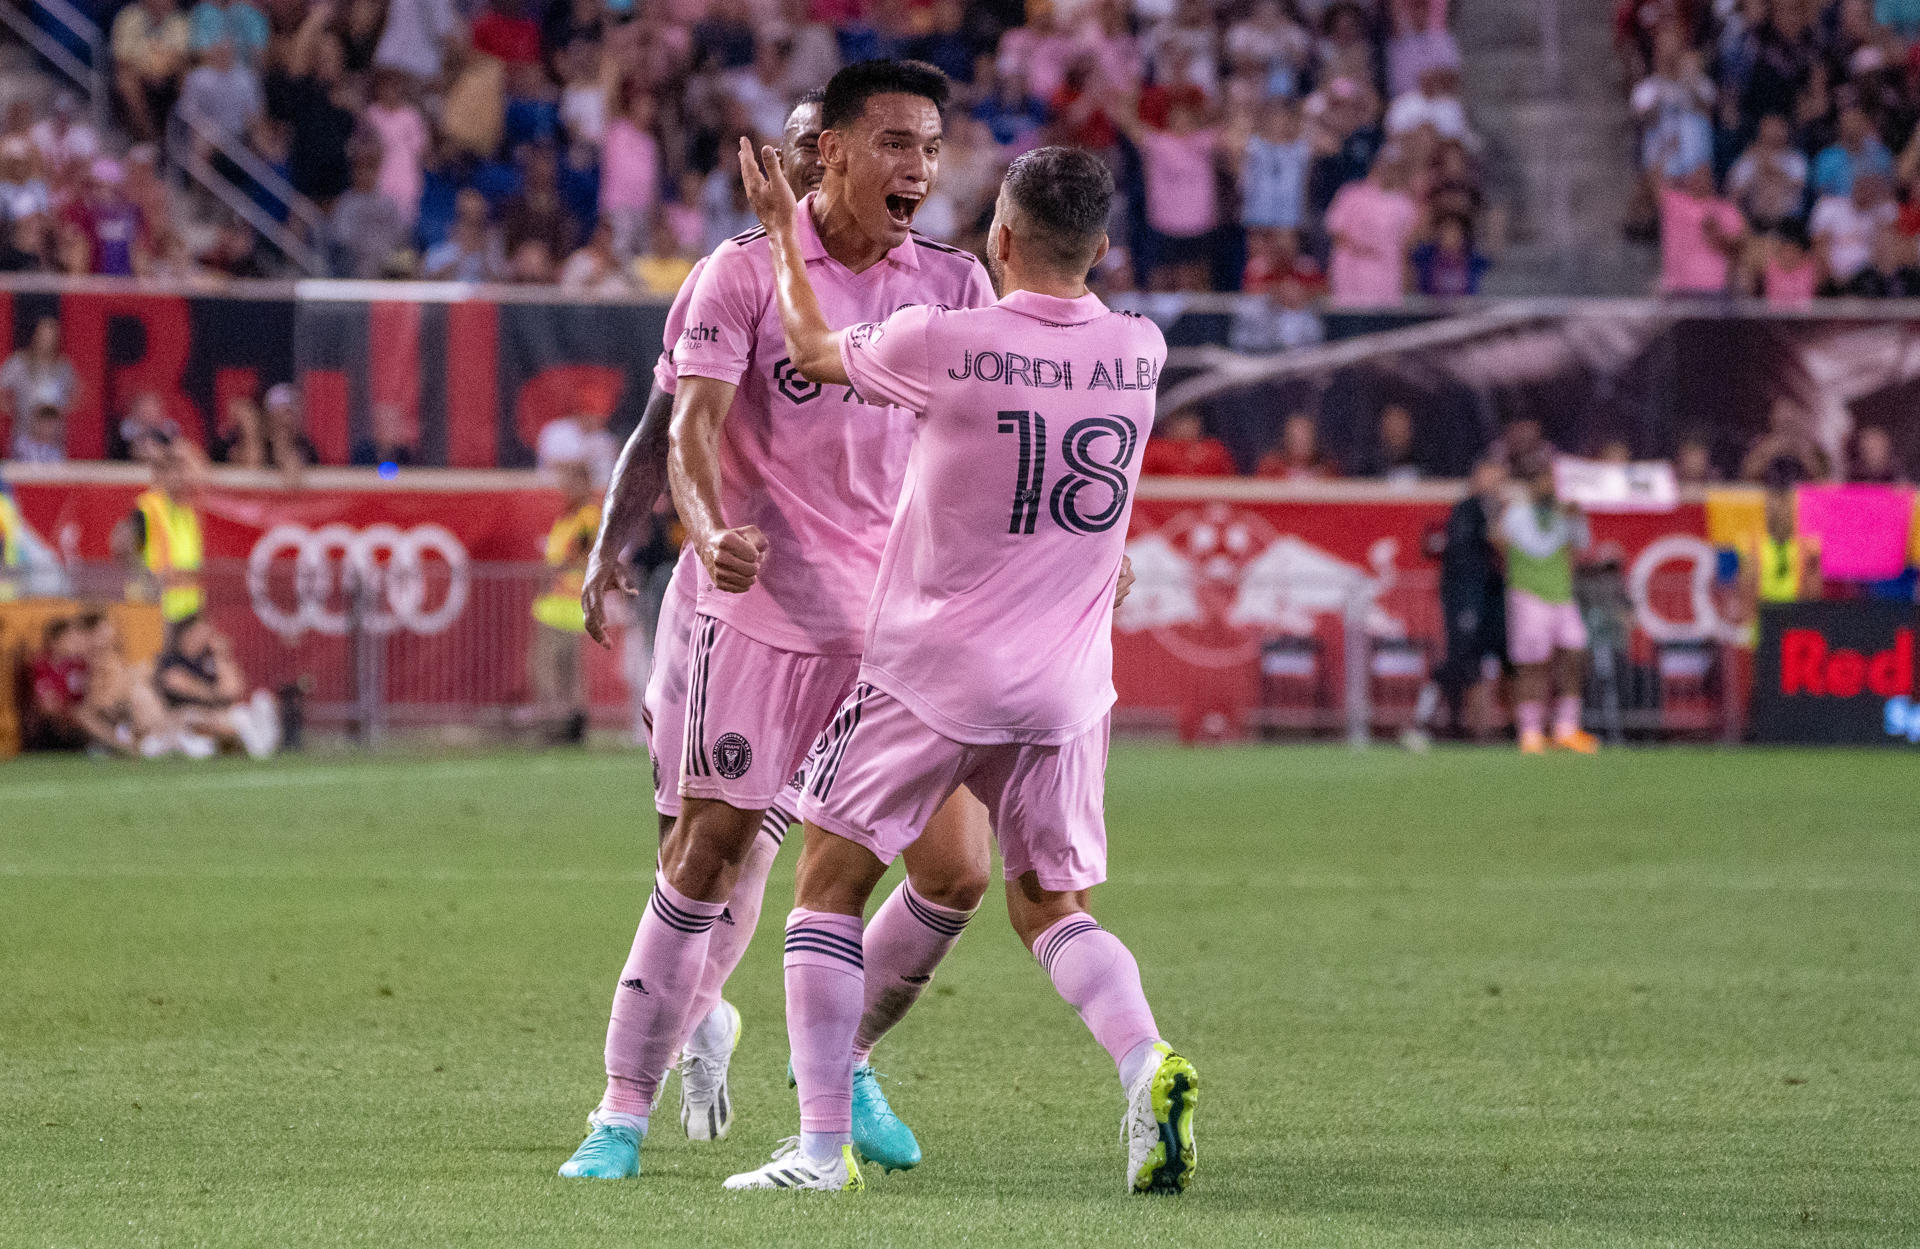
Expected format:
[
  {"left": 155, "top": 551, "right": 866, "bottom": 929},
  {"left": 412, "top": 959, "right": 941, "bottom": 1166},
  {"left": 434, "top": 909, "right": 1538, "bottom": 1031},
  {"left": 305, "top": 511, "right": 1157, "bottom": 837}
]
[
  {"left": 721, "top": 141, "right": 1198, "bottom": 1195},
  {"left": 560, "top": 62, "right": 1005, "bottom": 1181}
]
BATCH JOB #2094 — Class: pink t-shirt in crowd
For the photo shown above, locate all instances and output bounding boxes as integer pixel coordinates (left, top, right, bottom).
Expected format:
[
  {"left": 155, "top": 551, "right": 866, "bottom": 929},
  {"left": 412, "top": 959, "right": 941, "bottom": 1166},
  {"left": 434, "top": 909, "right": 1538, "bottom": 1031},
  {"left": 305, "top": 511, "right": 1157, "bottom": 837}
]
[
  {"left": 838, "top": 290, "right": 1166, "bottom": 744},
  {"left": 672, "top": 195, "right": 994, "bottom": 655},
  {"left": 1325, "top": 181, "right": 1419, "bottom": 305},
  {"left": 364, "top": 103, "right": 428, "bottom": 223},
  {"left": 1139, "top": 127, "right": 1220, "bottom": 237},
  {"left": 1659, "top": 187, "right": 1743, "bottom": 294},
  {"left": 601, "top": 118, "right": 661, "bottom": 214},
  {"left": 1764, "top": 254, "right": 1818, "bottom": 306}
]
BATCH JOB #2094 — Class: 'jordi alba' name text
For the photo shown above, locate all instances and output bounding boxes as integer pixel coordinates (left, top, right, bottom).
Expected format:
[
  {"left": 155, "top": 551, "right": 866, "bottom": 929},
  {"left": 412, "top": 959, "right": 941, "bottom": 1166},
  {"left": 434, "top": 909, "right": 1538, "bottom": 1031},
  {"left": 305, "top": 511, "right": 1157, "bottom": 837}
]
[{"left": 946, "top": 351, "right": 1160, "bottom": 391}]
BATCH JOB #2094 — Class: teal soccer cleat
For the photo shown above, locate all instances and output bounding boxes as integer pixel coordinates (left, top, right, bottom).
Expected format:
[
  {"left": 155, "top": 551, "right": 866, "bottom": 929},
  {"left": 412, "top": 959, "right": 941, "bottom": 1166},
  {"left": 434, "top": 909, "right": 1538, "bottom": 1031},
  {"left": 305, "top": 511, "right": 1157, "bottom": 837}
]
[
  {"left": 851, "top": 1064, "right": 921, "bottom": 1173},
  {"left": 557, "top": 1122, "right": 641, "bottom": 1179}
]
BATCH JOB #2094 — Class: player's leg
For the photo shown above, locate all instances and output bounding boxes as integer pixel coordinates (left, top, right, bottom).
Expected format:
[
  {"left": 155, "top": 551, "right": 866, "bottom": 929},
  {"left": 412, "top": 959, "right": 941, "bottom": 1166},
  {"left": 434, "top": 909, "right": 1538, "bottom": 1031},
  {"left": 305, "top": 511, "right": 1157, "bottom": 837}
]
[
  {"left": 840, "top": 789, "right": 990, "bottom": 1171},
  {"left": 1549, "top": 625, "right": 1599, "bottom": 753},
  {"left": 727, "top": 686, "right": 964, "bottom": 1192},
  {"left": 1507, "top": 590, "right": 1553, "bottom": 753},
  {"left": 978, "top": 716, "right": 1198, "bottom": 1195}
]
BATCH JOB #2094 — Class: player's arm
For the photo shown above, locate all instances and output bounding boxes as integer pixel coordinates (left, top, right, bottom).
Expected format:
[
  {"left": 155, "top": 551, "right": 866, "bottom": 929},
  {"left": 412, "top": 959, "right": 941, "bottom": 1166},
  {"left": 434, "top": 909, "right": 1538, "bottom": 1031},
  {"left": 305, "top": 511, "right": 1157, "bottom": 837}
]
[
  {"left": 668, "top": 375, "right": 767, "bottom": 593},
  {"left": 738, "top": 137, "right": 850, "bottom": 387},
  {"left": 580, "top": 383, "right": 672, "bottom": 645}
]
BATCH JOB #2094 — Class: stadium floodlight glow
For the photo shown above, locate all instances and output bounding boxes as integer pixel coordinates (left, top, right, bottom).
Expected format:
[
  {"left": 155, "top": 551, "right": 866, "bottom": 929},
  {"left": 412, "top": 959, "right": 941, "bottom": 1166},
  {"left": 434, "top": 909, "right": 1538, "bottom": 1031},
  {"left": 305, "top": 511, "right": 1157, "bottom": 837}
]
[{"left": 246, "top": 522, "right": 470, "bottom": 639}]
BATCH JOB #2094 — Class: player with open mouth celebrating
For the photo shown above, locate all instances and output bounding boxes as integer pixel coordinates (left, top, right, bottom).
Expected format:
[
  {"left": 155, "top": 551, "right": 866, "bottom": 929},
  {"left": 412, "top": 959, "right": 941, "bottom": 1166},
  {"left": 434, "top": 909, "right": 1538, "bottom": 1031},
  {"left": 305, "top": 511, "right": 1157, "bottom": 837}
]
[
  {"left": 724, "top": 138, "right": 1198, "bottom": 1196},
  {"left": 559, "top": 61, "right": 1001, "bottom": 1182}
]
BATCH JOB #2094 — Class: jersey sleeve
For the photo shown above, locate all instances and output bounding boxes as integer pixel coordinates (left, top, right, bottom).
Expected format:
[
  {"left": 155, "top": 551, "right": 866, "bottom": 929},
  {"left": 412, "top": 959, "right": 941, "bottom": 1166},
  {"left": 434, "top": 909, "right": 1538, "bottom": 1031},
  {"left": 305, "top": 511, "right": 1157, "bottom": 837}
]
[
  {"left": 839, "top": 304, "right": 937, "bottom": 413},
  {"left": 671, "top": 245, "right": 760, "bottom": 386},
  {"left": 654, "top": 256, "right": 708, "bottom": 395},
  {"left": 960, "top": 258, "right": 995, "bottom": 310}
]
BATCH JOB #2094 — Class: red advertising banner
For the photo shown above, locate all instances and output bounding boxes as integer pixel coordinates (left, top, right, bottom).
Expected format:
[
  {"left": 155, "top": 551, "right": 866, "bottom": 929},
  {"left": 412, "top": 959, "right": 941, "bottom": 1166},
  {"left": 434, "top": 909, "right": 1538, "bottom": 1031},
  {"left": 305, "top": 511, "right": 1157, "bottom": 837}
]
[{"left": 4, "top": 470, "right": 1720, "bottom": 730}]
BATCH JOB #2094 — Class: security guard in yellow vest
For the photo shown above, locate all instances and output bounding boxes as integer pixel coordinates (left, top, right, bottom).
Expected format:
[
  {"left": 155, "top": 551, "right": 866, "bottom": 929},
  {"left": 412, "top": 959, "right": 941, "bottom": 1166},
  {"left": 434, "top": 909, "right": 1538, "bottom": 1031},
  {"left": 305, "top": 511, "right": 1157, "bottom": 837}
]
[
  {"left": 118, "top": 448, "right": 205, "bottom": 622},
  {"left": 530, "top": 461, "right": 601, "bottom": 743},
  {"left": 0, "top": 484, "right": 28, "bottom": 602},
  {"left": 1737, "top": 485, "right": 1822, "bottom": 640}
]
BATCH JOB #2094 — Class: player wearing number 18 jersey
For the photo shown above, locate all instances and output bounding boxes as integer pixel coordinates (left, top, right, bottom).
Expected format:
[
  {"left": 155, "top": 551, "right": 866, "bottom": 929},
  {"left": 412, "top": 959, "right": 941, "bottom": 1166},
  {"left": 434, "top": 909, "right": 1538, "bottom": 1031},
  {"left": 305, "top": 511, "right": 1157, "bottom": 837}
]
[{"left": 724, "top": 142, "right": 1198, "bottom": 1196}]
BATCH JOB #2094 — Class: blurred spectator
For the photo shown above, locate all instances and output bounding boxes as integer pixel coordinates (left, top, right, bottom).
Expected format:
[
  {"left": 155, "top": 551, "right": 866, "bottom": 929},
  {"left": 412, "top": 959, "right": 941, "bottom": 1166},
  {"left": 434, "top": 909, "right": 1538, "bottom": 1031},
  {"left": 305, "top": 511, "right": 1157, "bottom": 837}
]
[
  {"left": 364, "top": 69, "right": 430, "bottom": 225},
  {"left": 200, "top": 214, "right": 273, "bottom": 278},
  {"left": 1740, "top": 398, "right": 1832, "bottom": 483},
  {"left": 176, "top": 37, "right": 264, "bottom": 143},
  {"left": 60, "top": 159, "right": 145, "bottom": 276},
  {"left": 1362, "top": 403, "right": 1424, "bottom": 483},
  {"left": 1242, "top": 225, "right": 1325, "bottom": 295},
  {"left": 1403, "top": 455, "right": 1507, "bottom": 748},
  {"left": 116, "top": 392, "right": 179, "bottom": 463},
  {"left": 1761, "top": 226, "right": 1819, "bottom": 305},
  {"left": 1121, "top": 91, "right": 1224, "bottom": 290},
  {"left": 1411, "top": 213, "right": 1489, "bottom": 296},
  {"left": 1631, "top": 31, "right": 1714, "bottom": 182},
  {"left": 1387, "top": 0, "right": 1461, "bottom": 98},
  {"left": 1848, "top": 424, "right": 1909, "bottom": 483},
  {"left": 1659, "top": 165, "right": 1746, "bottom": 294},
  {"left": 634, "top": 210, "right": 696, "bottom": 297},
  {"left": 1230, "top": 0, "right": 1312, "bottom": 97},
  {"left": 12, "top": 405, "right": 66, "bottom": 463},
  {"left": 1240, "top": 98, "right": 1311, "bottom": 233},
  {"left": 1674, "top": 434, "right": 1721, "bottom": 485},
  {"left": 1811, "top": 171, "right": 1897, "bottom": 289},
  {"left": 262, "top": 383, "right": 320, "bottom": 469},
  {"left": 1811, "top": 104, "right": 1892, "bottom": 198},
  {"left": 503, "top": 143, "right": 579, "bottom": 262},
  {"left": 1228, "top": 274, "right": 1325, "bottom": 352},
  {"left": 29, "top": 92, "right": 101, "bottom": 176},
  {"left": 600, "top": 87, "right": 662, "bottom": 259},
  {"left": 73, "top": 613, "right": 187, "bottom": 757},
  {"left": 188, "top": 0, "right": 267, "bottom": 66},
  {"left": 351, "top": 402, "right": 420, "bottom": 468},
  {"left": 0, "top": 137, "right": 50, "bottom": 226},
  {"left": 0, "top": 215, "right": 48, "bottom": 272},
  {"left": 1490, "top": 415, "right": 1557, "bottom": 472},
  {"left": 1325, "top": 159, "right": 1418, "bottom": 305},
  {"left": 269, "top": 3, "right": 358, "bottom": 205},
  {"left": 1385, "top": 64, "right": 1473, "bottom": 146},
  {"left": 558, "top": 219, "right": 637, "bottom": 295},
  {"left": 112, "top": 0, "right": 192, "bottom": 142},
  {"left": 1, "top": 317, "right": 78, "bottom": 440},
  {"left": 154, "top": 613, "right": 281, "bottom": 756},
  {"left": 1725, "top": 114, "right": 1807, "bottom": 232},
  {"left": 1843, "top": 226, "right": 1920, "bottom": 295},
  {"left": 374, "top": 0, "right": 463, "bottom": 82},
  {"left": 1143, "top": 408, "right": 1235, "bottom": 477},
  {"left": 1257, "top": 412, "right": 1340, "bottom": 478},
  {"left": 23, "top": 617, "right": 91, "bottom": 751},
  {"left": 536, "top": 382, "right": 618, "bottom": 487},
  {"left": 209, "top": 394, "right": 269, "bottom": 465},
  {"left": 329, "top": 154, "right": 411, "bottom": 278},
  {"left": 424, "top": 187, "right": 506, "bottom": 280}
]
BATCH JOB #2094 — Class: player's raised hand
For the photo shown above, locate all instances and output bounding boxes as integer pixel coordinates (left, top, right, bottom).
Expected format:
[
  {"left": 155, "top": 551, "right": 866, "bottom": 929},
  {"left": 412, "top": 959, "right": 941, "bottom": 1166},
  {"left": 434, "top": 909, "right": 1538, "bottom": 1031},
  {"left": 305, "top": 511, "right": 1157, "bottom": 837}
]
[
  {"left": 580, "top": 546, "right": 637, "bottom": 648},
  {"left": 703, "top": 524, "right": 769, "bottom": 594},
  {"left": 738, "top": 136, "right": 798, "bottom": 233}
]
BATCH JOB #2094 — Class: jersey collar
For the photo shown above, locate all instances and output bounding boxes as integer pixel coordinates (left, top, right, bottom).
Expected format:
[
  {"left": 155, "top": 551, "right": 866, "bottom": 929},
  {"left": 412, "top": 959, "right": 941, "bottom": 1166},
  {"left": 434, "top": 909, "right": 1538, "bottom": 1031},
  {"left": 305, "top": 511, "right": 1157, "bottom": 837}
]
[
  {"left": 797, "top": 192, "right": 921, "bottom": 271},
  {"left": 997, "top": 288, "right": 1107, "bottom": 324}
]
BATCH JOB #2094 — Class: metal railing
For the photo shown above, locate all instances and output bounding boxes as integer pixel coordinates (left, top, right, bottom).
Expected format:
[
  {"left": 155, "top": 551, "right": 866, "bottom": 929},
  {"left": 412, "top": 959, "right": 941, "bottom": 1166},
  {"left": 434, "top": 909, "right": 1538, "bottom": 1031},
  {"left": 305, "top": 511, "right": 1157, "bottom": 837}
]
[
  {"left": 0, "top": 0, "right": 107, "bottom": 133},
  {"left": 165, "top": 111, "right": 329, "bottom": 277}
]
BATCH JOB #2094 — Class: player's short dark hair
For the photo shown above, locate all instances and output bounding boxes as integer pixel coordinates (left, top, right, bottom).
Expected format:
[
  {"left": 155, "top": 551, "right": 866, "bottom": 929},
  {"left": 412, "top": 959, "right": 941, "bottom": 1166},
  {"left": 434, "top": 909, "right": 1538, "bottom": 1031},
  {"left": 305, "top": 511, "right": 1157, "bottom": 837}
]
[
  {"left": 821, "top": 60, "right": 949, "bottom": 131},
  {"left": 1002, "top": 146, "right": 1114, "bottom": 274},
  {"left": 795, "top": 86, "right": 825, "bottom": 108}
]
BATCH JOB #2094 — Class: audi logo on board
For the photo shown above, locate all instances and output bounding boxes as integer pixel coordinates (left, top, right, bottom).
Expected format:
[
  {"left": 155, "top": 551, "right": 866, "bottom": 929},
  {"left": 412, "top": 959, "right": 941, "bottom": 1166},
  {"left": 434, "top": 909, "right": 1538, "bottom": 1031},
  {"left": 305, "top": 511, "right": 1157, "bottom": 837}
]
[{"left": 246, "top": 523, "right": 470, "bottom": 639}]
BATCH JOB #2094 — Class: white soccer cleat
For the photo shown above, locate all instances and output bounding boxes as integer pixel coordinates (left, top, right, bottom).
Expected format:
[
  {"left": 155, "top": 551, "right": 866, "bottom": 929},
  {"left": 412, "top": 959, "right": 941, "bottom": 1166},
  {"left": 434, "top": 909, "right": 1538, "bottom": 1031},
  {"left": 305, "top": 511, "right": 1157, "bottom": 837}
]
[
  {"left": 1124, "top": 1042, "right": 1199, "bottom": 1195},
  {"left": 233, "top": 690, "right": 281, "bottom": 759},
  {"left": 722, "top": 1138, "right": 863, "bottom": 1192},
  {"left": 679, "top": 999, "right": 741, "bottom": 1140}
]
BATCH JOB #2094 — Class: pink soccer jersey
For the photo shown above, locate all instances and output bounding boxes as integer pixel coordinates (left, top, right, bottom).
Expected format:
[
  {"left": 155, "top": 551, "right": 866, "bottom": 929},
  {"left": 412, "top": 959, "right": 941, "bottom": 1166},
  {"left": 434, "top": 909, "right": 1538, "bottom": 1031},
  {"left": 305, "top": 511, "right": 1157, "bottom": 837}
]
[
  {"left": 654, "top": 254, "right": 709, "bottom": 395},
  {"left": 838, "top": 289, "right": 1166, "bottom": 744},
  {"left": 672, "top": 194, "right": 994, "bottom": 655}
]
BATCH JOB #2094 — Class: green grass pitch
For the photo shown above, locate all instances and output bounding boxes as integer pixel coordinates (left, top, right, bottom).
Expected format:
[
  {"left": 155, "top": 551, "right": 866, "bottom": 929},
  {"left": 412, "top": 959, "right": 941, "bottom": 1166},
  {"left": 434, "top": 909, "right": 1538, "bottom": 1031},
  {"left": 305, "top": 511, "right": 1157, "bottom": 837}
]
[{"left": 3, "top": 743, "right": 1917, "bottom": 1247}]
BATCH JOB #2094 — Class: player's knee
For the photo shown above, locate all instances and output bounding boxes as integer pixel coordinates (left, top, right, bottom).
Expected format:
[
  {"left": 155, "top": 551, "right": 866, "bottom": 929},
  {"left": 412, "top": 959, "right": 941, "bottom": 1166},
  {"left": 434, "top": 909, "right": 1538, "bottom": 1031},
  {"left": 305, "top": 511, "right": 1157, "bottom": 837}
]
[{"left": 910, "top": 865, "right": 989, "bottom": 913}]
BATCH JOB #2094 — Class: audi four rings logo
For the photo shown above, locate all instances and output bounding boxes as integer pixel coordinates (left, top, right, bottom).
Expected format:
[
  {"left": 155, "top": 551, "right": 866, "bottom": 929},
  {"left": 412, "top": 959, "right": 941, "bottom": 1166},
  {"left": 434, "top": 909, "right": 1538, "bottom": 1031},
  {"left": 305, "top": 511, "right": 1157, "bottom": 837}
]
[{"left": 247, "top": 523, "right": 471, "bottom": 638}]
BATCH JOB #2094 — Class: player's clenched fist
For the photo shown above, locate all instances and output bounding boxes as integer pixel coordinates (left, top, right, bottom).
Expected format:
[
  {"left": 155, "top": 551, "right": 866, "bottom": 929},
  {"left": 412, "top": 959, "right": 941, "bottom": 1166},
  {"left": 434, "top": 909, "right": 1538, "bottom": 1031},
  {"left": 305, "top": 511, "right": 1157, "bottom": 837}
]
[{"left": 702, "top": 525, "right": 769, "bottom": 593}]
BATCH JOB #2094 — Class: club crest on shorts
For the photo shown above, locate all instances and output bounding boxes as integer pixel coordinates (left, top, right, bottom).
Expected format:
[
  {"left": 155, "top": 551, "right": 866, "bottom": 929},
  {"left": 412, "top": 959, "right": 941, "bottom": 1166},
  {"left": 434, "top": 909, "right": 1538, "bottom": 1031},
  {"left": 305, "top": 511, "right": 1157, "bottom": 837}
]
[{"left": 712, "top": 732, "right": 753, "bottom": 779}]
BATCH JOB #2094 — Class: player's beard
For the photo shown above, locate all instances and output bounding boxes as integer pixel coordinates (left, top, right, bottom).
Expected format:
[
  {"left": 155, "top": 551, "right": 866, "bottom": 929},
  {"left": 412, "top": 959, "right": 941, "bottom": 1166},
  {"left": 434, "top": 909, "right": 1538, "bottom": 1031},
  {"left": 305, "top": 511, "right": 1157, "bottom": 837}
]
[{"left": 984, "top": 246, "right": 1006, "bottom": 296}]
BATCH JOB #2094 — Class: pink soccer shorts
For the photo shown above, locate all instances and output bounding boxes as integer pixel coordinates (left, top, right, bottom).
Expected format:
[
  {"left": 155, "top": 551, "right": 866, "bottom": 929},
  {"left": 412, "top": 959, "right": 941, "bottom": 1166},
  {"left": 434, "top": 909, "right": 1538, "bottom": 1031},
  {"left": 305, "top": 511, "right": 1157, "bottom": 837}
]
[
  {"left": 643, "top": 571, "right": 696, "bottom": 818},
  {"left": 1506, "top": 588, "right": 1589, "bottom": 666},
  {"left": 679, "top": 614, "right": 860, "bottom": 811},
  {"left": 798, "top": 683, "right": 1112, "bottom": 892}
]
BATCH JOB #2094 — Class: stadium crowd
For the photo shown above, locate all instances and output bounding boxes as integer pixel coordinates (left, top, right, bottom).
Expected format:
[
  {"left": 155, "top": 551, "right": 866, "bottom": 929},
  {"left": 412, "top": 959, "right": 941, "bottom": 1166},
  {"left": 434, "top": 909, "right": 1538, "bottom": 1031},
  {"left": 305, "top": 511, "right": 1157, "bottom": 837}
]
[
  {"left": 0, "top": 0, "right": 1484, "bottom": 298},
  {"left": 1625, "top": 0, "right": 1920, "bottom": 298}
]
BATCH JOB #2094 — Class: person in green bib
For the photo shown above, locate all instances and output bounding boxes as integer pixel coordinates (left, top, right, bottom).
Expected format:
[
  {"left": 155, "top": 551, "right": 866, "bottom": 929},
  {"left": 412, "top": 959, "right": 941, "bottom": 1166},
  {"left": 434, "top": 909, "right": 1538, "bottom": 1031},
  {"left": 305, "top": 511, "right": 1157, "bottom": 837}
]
[{"left": 1497, "top": 457, "right": 1600, "bottom": 754}]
